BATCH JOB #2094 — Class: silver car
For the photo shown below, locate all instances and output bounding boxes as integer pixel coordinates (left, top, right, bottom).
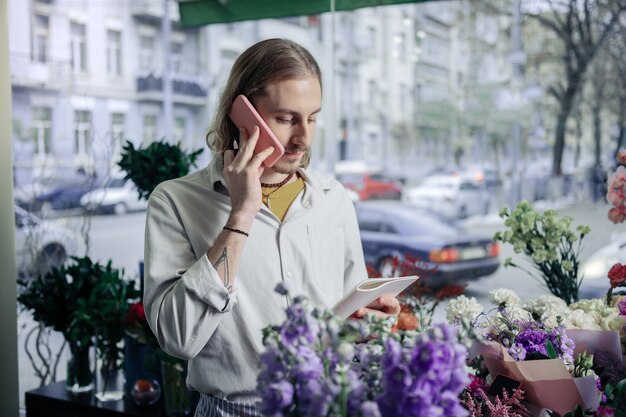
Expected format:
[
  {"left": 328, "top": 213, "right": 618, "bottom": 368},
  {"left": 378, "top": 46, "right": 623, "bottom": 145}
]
[{"left": 14, "top": 205, "right": 80, "bottom": 280}]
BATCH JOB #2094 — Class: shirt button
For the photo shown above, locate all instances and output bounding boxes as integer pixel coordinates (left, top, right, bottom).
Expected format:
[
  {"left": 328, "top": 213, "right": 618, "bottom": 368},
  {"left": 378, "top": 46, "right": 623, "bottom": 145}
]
[{"left": 287, "top": 271, "right": 293, "bottom": 278}]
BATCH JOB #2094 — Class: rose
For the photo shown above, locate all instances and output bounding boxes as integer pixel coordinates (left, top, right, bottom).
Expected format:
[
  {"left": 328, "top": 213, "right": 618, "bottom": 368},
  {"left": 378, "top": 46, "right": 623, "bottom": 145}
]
[
  {"left": 608, "top": 263, "right": 626, "bottom": 288},
  {"left": 124, "top": 302, "right": 146, "bottom": 328}
]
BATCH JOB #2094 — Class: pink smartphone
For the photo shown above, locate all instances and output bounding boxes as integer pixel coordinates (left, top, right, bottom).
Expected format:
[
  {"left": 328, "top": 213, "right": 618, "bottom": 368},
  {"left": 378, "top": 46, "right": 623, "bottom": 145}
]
[{"left": 228, "top": 94, "right": 285, "bottom": 167}]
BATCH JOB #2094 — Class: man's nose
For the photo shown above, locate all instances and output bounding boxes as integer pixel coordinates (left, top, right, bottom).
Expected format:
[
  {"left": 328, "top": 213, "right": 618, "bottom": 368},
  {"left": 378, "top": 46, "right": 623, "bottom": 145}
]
[{"left": 293, "top": 121, "right": 312, "bottom": 146}]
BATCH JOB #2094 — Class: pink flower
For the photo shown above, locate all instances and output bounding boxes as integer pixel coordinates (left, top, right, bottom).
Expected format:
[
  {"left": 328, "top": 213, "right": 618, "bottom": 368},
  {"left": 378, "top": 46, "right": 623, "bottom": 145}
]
[
  {"left": 618, "top": 149, "right": 626, "bottom": 165},
  {"left": 607, "top": 188, "right": 625, "bottom": 207},
  {"left": 596, "top": 405, "right": 616, "bottom": 417},
  {"left": 608, "top": 206, "right": 626, "bottom": 224},
  {"left": 608, "top": 263, "right": 626, "bottom": 288}
]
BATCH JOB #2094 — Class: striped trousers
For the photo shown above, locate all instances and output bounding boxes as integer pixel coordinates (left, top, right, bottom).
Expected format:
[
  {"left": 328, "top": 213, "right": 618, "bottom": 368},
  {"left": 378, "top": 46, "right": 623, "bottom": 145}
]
[{"left": 195, "top": 394, "right": 264, "bottom": 417}]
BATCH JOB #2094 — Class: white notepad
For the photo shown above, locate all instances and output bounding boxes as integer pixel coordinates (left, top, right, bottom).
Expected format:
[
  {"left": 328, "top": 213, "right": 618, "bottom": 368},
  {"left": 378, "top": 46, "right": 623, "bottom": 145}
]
[{"left": 332, "top": 275, "right": 419, "bottom": 319}]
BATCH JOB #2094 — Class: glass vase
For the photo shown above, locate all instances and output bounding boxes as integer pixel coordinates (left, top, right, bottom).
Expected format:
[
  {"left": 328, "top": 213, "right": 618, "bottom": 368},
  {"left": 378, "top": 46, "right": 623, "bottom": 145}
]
[
  {"left": 161, "top": 359, "right": 191, "bottom": 416},
  {"left": 95, "top": 358, "right": 125, "bottom": 402},
  {"left": 66, "top": 339, "right": 94, "bottom": 393}
]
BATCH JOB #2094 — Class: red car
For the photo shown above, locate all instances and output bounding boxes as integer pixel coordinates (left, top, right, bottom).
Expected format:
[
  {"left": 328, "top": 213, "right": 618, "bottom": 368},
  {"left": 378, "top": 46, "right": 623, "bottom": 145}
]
[{"left": 336, "top": 173, "right": 402, "bottom": 201}]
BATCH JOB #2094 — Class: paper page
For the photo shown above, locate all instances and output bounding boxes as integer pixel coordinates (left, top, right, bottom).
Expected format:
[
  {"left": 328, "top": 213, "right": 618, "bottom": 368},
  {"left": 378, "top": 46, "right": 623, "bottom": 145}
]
[{"left": 332, "top": 276, "right": 418, "bottom": 319}]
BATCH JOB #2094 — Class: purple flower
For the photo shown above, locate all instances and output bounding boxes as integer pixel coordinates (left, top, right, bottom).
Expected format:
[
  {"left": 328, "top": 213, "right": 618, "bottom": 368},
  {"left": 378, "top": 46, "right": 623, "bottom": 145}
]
[
  {"left": 515, "top": 327, "right": 549, "bottom": 356},
  {"left": 360, "top": 401, "right": 382, "bottom": 417},
  {"left": 508, "top": 342, "right": 527, "bottom": 361},
  {"left": 260, "top": 381, "right": 293, "bottom": 414},
  {"left": 618, "top": 298, "right": 626, "bottom": 316}
]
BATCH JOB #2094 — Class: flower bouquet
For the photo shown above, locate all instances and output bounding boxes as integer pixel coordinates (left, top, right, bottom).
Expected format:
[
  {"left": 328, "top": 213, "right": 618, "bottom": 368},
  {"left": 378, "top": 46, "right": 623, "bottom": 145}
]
[
  {"left": 257, "top": 284, "right": 469, "bottom": 417},
  {"left": 446, "top": 289, "right": 612, "bottom": 416}
]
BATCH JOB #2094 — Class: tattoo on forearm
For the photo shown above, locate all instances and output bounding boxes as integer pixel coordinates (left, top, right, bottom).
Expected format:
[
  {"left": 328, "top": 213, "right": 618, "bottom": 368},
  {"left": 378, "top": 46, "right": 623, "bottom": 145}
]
[{"left": 214, "top": 247, "right": 231, "bottom": 291}]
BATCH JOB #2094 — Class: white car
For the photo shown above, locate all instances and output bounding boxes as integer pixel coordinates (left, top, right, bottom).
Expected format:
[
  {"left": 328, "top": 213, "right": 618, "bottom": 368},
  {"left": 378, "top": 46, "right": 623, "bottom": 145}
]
[
  {"left": 579, "top": 234, "right": 626, "bottom": 299},
  {"left": 80, "top": 178, "right": 147, "bottom": 215},
  {"left": 14, "top": 205, "right": 80, "bottom": 279},
  {"left": 402, "top": 174, "right": 488, "bottom": 220}
]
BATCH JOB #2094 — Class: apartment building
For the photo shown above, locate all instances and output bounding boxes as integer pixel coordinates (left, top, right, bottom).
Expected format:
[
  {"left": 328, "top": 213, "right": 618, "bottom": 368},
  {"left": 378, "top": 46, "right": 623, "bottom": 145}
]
[
  {"left": 9, "top": 0, "right": 512, "bottom": 186},
  {"left": 10, "top": 0, "right": 209, "bottom": 185}
]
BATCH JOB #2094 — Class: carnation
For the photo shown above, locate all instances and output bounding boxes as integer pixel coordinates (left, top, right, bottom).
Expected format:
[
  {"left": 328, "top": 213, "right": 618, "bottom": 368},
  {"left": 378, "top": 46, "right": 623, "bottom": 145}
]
[
  {"left": 523, "top": 295, "right": 568, "bottom": 318},
  {"left": 446, "top": 295, "right": 483, "bottom": 324},
  {"left": 565, "top": 309, "right": 600, "bottom": 330},
  {"left": 489, "top": 288, "right": 520, "bottom": 307}
]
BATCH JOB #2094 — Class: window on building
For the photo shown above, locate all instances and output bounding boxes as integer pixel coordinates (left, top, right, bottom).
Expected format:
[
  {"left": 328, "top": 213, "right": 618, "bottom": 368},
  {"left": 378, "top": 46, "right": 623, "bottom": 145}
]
[
  {"left": 70, "top": 22, "right": 87, "bottom": 73},
  {"left": 139, "top": 35, "right": 154, "bottom": 72},
  {"left": 170, "top": 41, "right": 183, "bottom": 73},
  {"left": 107, "top": 30, "right": 122, "bottom": 77},
  {"left": 30, "top": 107, "right": 52, "bottom": 155},
  {"left": 143, "top": 115, "right": 157, "bottom": 143},
  {"left": 74, "top": 110, "right": 91, "bottom": 155},
  {"left": 32, "top": 14, "right": 49, "bottom": 63},
  {"left": 110, "top": 113, "right": 125, "bottom": 161},
  {"left": 173, "top": 117, "right": 186, "bottom": 143},
  {"left": 368, "top": 80, "right": 378, "bottom": 108}
]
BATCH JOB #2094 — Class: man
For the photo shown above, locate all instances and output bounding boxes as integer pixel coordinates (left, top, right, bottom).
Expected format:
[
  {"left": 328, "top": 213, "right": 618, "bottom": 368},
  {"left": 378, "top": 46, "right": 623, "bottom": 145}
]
[{"left": 143, "top": 38, "right": 400, "bottom": 417}]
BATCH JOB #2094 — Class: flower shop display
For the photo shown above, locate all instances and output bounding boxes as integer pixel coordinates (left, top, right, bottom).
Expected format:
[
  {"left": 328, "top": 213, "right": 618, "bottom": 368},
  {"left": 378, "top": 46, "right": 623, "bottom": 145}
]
[
  {"left": 494, "top": 200, "right": 590, "bottom": 304},
  {"left": 123, "top": 300, "right": 192, "bottom": 414},
  {"left": 18, "top": 255, "right": 138, "bottom": 394},
  {"left": 446, "top": 288, "right": 626, "bottom": 416},
  {"left": 256, "top": 284, "right": 469, "bottom": 417},
  {"left": 366, "top": 254, "right": 466, "bottom": 331}
]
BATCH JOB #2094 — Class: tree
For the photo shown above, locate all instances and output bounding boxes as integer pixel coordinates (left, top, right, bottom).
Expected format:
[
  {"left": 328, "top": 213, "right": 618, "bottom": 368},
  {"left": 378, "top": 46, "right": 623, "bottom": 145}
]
[
  {"left": 525, "top": 0, "right": 626, "bottom": 176},
  {"left": 605, "top": 20, "right": 626, "bottom": 158}
]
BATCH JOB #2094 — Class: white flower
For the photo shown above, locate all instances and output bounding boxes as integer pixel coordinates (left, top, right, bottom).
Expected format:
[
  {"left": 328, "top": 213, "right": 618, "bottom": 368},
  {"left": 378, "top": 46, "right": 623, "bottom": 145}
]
[
  {"left": 523, "top": 295, "right": 568, "bottom": 317},
  {"left": 446, "top": 295, "right": 483, "bottom": 324},
  {"left": 565, "top": 309, "right": 600, "bottom": 330},
  {"left": 540, "top": 310, "right": 570, "bottom": 329},
  {"left": 501, "top": 306, "right": 533, "bottom": 323},
  {"left": 489, "top": 288, "right": 521, "bottom": 307}
]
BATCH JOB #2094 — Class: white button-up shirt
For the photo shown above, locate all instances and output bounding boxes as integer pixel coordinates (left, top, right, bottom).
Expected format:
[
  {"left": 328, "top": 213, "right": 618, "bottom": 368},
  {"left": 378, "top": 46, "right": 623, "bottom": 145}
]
[{"left": 143, "top": 158, "right": 366, "bottom": 403}]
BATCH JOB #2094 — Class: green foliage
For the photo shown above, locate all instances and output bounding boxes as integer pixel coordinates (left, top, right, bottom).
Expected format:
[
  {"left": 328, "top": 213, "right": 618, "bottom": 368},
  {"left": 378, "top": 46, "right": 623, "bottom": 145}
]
[
  {"left": 117, "top": 139, "right": 203, "bottom": 201},
  {"left": 17, "top": 256, "right": 140, "bottom": 364},
  {"left": 494, "top": 200, "right": 590, "bottom": 305}
]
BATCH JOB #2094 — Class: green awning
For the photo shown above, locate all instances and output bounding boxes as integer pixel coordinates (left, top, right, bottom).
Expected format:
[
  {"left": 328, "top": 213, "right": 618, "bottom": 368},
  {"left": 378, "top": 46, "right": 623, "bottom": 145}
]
[{"left": 178, "top": 0, "right": 429, "bottom": 27}]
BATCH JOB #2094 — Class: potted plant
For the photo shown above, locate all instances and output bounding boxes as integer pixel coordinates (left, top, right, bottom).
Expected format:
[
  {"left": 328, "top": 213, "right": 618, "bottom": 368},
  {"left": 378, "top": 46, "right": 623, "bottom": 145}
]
[
  {"left": 18, "top": 256, "right": 139, "bottom": 394},
  {"left": 117, "top": 139, "right": 203, "bottom": 201}
]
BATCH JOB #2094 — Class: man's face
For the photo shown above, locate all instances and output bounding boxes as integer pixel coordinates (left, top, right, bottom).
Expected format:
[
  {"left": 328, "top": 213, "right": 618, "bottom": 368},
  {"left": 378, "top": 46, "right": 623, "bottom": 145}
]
[{"left": 253, "top": 76, "right": 322, "bottom": 174}]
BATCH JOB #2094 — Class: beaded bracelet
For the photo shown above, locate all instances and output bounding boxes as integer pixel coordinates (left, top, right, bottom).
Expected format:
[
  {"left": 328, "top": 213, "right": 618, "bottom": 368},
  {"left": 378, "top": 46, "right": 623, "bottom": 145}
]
[{"left": 223, "top": 225, "right": 249, "bottom": 237}]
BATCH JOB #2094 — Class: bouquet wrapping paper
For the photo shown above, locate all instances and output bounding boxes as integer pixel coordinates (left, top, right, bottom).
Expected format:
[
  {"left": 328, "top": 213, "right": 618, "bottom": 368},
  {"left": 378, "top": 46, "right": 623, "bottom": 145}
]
[{"left": 481, "top": 341, "right": 599, "bottom": 416}]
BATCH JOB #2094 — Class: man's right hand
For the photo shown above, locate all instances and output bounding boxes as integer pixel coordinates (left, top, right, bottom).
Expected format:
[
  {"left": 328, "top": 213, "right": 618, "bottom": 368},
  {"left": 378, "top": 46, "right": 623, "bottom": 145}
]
[{"left": 222, "top": 126, "right": 274, "bottom": 229}]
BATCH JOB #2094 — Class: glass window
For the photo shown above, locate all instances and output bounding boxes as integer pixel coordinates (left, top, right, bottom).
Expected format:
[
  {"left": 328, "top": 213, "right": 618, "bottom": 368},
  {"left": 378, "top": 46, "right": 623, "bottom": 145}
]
[
  {"left": 173, "top": 116, "right": 186, "bottom": 143},
  {"left": 170, "top": 41, "right": 183, "bottom": 73},
  {"left": 110, "top": 113, "right": 125, "bottom": 163},
  {"left": 74, "top": 110, "right": 91, "bottom": 155},
  {"left": 70, "top": 22, "right": 87, "bottom": 73},
  {"left": 30, "top": 107, "right": 52, "bottom": 155},
  {"left": 143, "top": 115, "right": 157, "bottom": 143},
  {"left": 107, "top": 30, "right": 122, "bottom": 76},
  {"left": 139, "top": 35, "right": 154, "bottom": 72},
  {"left": 32, "top": 14, "right": 49, "bottom": 63}
]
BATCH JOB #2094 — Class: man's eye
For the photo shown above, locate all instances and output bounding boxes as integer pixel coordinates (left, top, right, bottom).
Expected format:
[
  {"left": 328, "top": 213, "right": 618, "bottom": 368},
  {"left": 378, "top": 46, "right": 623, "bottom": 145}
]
[
  {"left": 277, "top": 118, "right": 293, "bottom": 124},
  {"left": 308, "top": 118, "right": 317, "bottom": 124}
]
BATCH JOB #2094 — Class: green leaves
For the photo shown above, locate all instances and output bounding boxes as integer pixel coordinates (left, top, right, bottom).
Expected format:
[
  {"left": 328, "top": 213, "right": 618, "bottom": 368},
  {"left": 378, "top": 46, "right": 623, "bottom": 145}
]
[
  {"left": 493, "top": 200, "right": 590, "bottom": 305},
  {"left": 117, "top": 140, "right": 204, "bottom": 201},
  {"left": 17, "top": 256, "right": 140, "bottom": 363}
]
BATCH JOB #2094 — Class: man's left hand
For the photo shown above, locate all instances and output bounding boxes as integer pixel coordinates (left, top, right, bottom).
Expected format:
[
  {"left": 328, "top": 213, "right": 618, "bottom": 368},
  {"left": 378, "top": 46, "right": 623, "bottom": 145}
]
[{"left": 351, "top": 296, "right": 401, "bottom": 319}]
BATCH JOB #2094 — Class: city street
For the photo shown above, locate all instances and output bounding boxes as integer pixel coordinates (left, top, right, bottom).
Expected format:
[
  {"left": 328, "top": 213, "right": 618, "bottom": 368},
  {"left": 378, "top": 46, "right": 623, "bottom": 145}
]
[{"left": 16, "top": 198, "right": 619, "bottom": 405}]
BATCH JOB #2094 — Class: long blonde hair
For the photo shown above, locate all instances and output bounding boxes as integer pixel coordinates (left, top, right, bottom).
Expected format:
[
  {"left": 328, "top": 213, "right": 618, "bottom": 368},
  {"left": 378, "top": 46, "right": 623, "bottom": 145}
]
[{"left": 206, "top": 38, "right": 322, "bottom": 168}]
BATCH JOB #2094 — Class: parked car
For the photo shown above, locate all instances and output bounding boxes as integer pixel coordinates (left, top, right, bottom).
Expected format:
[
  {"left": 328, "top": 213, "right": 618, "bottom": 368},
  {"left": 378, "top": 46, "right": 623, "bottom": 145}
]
[
  {"left": 336, "top": 173, "right": 402, "bottom": 201},
  {"left": 27, "top": 175, "right": 100, "bottom": 214},
  {"left": 80, "top": 178, "right": 147, "bottom": 215},
  {"left": 14, "top": 205, "right": 80, "bottom": 280},
  {"left": 355, "top": 201, "right": 500, "bottom": 286},
  {"left": 578, "top": 234, "right": 626, "bottom": 299},
  {"left": 402, "top": 174, "right": 488, "bottom": 219}
]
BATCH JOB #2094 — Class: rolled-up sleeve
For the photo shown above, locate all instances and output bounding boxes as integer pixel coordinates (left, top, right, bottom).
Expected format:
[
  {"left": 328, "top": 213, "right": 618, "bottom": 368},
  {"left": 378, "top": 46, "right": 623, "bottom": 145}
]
[{"left": 143, "top": 189, "right": 237, "bottom": 360}]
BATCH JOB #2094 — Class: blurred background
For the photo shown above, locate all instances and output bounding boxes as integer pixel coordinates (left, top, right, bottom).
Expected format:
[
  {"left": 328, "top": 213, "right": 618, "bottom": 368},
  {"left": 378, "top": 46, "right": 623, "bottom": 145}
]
[{"left": 7, "top": 0, "right": 626, "bottom": 411}]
